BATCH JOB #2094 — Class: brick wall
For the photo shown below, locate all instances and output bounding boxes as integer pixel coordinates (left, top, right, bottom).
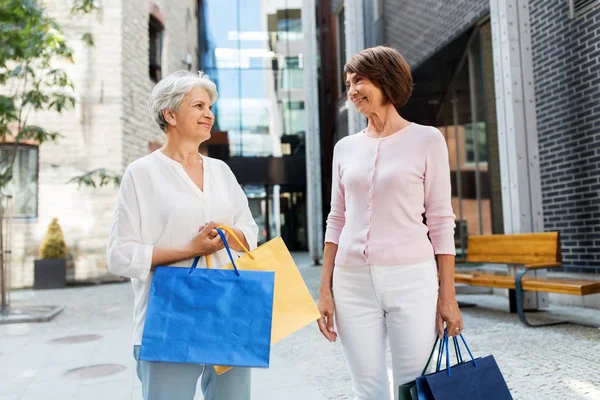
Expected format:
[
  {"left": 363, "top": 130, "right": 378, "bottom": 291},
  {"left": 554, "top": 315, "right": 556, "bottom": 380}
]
[
  {"left": 382, "top": 0, "right": 489, "bottom": 68},
  {"left": 531, "top": 0, "right": 600, "bottom": 269},
  {"left": 8, "top": 0, "right": 126, "bottom": 288},
  {"left": 329, "top": 1, "right": 490, "bottom": 147},
  {"left": 121, "top": 0, "right": 199, "bottom": 168}
]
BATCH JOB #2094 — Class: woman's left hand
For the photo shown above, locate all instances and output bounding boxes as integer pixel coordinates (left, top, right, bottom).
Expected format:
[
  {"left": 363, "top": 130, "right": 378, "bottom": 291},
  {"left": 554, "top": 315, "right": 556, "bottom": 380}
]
[
  {"left": 200, "top": 222, "right": 222, "bottom": 240},
  {"left": 436, "top": 291, "right": 463, "bottom": 337},
  {"left": 199, "top": 222, "right": 249, "bottom": 252}
]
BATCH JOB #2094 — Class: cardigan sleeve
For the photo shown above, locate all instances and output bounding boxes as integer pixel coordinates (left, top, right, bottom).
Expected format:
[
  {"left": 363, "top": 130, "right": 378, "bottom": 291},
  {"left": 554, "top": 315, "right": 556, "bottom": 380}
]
[
  {"left": 424, "top": 131, "right": 456, "bottom": 255},
  {"left": 324, "top": 143, "right": 346, "bottom": 245}
]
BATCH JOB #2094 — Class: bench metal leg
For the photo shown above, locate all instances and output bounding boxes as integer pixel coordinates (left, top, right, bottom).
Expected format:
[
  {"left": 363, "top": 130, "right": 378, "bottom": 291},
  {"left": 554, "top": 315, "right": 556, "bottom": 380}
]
[
  {"left": 508, "top": 289, "right": 517, "bottom": 313},
  {"left": 457, "top": 301, "right": 476, "bottom": 308},
  {"left": 515, "top": 269, "right": 568, "bottom": 328}
]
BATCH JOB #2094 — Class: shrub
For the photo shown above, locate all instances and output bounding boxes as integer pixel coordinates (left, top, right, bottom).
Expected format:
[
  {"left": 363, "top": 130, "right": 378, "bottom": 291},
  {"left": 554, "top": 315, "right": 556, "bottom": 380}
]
[{"left": 39, "top": 218, "right": 67, "bottom": 259}]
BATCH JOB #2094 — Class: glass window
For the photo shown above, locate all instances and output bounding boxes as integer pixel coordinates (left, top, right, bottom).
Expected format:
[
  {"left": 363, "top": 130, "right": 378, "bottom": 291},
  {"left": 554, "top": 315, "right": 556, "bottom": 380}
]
[
  {"left": 282, "top": 101, "right": 306, "bottom": 136},
  {"left": 199, "top": 1, "right": 308, "bottom": 158},
  {"left": 238, "top": 0, "right": 264, "bottom": 36},
  {"left": 244, "top": 185, "right": 268, "bottom": 244},
  {"left": 240, "top": 69, "right": 277, "bottom": 157},
  {"left": 281, "top": 69, "right": 304, "bottom": 89},
  {"left": 0, "top": 145, "right": 38, "bottom": 218},
  {"left": 207, "top": 68, "right": 241, "bottom": 155},
  {"left": 201, "top": 0, "right": 241, "bottom": 69},
  {"left": 278, "top": 17, "right": 302, "bottom": 32},
  {"left": 464, "top": 122, "right": 488, "bottom": 165},
  {"left": 274, "top": 9, "right": 303, "bottom": 43},
  {"left": 284, "top": 56, "right": 300, "bottom": 69},
  {"left": 434, "top": 23, "right": 500, "bottom": 256},
  {"left": 149, "top": 16, "right": 164, "bottom": 82}
]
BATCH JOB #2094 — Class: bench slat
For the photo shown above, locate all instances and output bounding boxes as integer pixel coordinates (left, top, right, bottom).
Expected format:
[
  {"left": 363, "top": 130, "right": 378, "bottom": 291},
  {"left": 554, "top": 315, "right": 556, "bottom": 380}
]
[
  {"left": 523, "top": 278, "right": 600, "bottom": 296},
  {"left": 466, "top": 232, "right": 560, "bottom": 265},
  {"left": 455, "top": 272, "right": 473, "bottom": 285},
  {"left": 454, "top": 270, "right": 600, "bottom": 296}
]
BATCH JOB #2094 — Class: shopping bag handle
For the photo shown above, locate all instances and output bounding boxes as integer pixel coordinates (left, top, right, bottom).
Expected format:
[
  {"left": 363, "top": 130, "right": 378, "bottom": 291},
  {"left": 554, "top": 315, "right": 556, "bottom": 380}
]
[
  {"left": 205, "top": 225, "right": 255, "bottom": 269},
  {"left": 436, "top": 329, "right": 478, "bottom": 377},
  {"left": 188, "top": 228, "right": 242, "bottom": 276},
  {"left": 419, "top": 336, "right": 441, "bottom": 376},
  {"left": 215, "top": 225, "right": 254, "bottom": 257}
]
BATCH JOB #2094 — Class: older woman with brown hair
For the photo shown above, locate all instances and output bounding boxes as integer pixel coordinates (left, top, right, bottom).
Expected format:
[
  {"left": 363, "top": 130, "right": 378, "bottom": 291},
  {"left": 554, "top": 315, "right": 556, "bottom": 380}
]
[{"left": 317, "top": 46, "right": 463, "bottom": 400}]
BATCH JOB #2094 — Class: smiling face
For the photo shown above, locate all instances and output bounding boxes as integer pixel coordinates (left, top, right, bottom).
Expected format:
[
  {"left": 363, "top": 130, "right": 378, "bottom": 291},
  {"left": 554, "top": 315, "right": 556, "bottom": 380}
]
[
  {"left": 345, "top": 72, "right": 385, "bottom": 115},
  {"left": 169, "top": 86, "right": 215, "bottom": 142},
  {"left": 343, "top": 46, "right": 414, "bottom": 115}
]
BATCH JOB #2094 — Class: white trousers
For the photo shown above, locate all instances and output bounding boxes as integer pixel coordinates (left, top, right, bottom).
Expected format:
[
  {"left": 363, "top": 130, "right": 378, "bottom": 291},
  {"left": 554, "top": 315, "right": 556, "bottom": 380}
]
[{"left": 333, "top": 260, "right": 439, "bottom": 400}]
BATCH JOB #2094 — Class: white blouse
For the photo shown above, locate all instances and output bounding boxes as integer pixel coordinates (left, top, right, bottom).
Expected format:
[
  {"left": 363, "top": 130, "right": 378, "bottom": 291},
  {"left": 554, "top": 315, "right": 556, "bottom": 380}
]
[{"left": 107, "top": 150, "right": 259, "bottom": 345}]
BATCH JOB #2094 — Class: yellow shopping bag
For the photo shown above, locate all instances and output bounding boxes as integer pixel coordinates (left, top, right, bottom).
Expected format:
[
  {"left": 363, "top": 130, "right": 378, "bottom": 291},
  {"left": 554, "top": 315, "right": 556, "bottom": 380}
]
[{"left": 207, "top": 226, "right": 321, "bottom": 374}]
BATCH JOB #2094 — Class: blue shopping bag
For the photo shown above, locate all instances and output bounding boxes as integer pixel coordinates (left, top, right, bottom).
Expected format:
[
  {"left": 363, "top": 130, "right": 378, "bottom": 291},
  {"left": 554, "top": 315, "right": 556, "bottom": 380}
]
[
  {"left": 415, "top": 330, "right": 512, "bottom": 400},
  {"left": 139, "top": 229, "right": 275, "bottom": 368}
]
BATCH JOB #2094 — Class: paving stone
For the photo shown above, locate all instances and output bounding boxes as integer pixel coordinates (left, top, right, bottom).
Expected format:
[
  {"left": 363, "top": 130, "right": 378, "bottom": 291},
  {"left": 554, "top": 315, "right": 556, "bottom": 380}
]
[{"left": 1, "top": 256, "right": 599, "bottom": 399}]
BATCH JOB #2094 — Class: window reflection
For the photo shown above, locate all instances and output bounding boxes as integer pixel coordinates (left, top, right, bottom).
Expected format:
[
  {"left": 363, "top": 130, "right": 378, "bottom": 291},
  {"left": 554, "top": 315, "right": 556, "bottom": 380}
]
[
  {"left": 200, "top": 0, "right": 306, "bottom": 158},
  {"left": 0, "top": 145, "right": 38, "bottom": 218},
  {"left": 434, "top": 21, "right": 501, "bottom": 256}
]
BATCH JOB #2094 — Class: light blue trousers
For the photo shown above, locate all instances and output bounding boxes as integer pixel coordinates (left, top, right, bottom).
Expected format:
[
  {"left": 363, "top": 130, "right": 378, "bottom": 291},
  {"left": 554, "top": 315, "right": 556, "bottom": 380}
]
[{"left": 133, "top": 346, "right": 251, "bottom": 400}]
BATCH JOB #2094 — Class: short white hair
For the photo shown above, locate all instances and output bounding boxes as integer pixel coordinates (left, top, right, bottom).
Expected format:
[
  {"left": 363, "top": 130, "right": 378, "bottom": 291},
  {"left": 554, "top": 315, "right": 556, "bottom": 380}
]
[{"left": 148, "top": 70, "right": 218, "bottom": 132}]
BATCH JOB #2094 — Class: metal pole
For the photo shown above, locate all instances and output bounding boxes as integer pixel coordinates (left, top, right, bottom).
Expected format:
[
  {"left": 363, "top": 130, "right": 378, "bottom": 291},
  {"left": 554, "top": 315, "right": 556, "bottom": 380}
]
[
  {"left": 5, "top": 195, "right": 11, "bottom": 308},
  {"left": 302, "top": 0, "right": 324, "bottom": 264},
  {"left": 264, "top": 184, "right": 271, "bottom": 241},
  {"left": 345, "top": 0, "right": 366, "bottom": 136},
  {"left": 467, "top": 46, "right": 484, "bottom": 235},
  {"left": 0, "top": 196, "right": 5, "bottom": 311},
  {"left": 452, "top": 97, "right": 466, "bottom": 256}
]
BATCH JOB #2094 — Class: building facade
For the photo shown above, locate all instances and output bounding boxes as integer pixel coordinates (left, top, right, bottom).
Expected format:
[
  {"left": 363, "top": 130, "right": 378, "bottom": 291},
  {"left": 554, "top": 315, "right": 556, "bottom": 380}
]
[
  {"left": 197, "top": 0, "right": 316, "bottom": 253},
  {"left": 315, "top": 0, "right": 600, "bottom": 305},
  {"left": 5, "top": 0, "right": 198, "bottom": 288}
]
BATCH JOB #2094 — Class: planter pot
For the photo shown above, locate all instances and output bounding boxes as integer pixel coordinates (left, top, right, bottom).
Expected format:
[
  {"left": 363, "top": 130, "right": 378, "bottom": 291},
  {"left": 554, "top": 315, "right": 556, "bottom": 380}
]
[{"left": 34, "top": 258, "right": 66, "bottom": 289}]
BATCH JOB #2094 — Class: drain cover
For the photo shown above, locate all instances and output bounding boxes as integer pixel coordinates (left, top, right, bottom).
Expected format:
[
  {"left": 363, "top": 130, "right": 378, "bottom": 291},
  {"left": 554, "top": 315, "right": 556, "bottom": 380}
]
[
  {"left": 64, "top": 364, "right": 126, "bottom": 379},
  {"left": 49, "top": 334, "right": 102, "bottom": 344}
]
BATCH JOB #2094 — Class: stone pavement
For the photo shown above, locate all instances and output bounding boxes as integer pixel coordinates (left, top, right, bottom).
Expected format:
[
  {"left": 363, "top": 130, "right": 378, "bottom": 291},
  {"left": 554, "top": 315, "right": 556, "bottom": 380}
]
[{"left": 1, "top": 253, "right": 599, "bottom": 400}]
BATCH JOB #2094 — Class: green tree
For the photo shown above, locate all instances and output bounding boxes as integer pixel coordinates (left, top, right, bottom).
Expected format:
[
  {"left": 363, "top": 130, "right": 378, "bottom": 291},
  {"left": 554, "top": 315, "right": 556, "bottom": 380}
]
[{"left": 0, "top": 0, "right": 120, "bottom": 190}]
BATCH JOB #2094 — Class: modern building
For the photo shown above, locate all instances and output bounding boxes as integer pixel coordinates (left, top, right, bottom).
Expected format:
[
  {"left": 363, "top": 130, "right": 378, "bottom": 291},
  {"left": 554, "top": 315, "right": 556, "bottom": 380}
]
[
  {"left": 4, "top": 0, "right": 199, "bottom": 288},
  {"left": 197, "top": 0, "right": 315, "bottom": 252},
  {"left": 313, "top": 0, "right": 600, "bottom": 307}
]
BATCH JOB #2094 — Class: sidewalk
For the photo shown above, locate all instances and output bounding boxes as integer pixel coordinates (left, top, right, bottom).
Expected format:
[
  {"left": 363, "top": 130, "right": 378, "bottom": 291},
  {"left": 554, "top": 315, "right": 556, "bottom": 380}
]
[
  {"left": 1, "top": 254, "right": 599, "bottom": 399},
  {"left": 0, "top": 254, "right": 326, "bottom": 400}
]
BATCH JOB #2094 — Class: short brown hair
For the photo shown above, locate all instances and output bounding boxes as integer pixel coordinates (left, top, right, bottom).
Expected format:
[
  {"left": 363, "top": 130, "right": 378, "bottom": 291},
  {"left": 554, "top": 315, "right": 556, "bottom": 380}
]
[{"left": 344, "top": 46, "right": 413, "bottom": 109}]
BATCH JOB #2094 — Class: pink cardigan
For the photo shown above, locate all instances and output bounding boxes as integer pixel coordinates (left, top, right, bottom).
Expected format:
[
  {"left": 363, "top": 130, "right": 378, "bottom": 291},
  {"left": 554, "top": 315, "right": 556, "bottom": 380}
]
[{"left": 324, "top": 123, "right": 456, "bottom": 267}]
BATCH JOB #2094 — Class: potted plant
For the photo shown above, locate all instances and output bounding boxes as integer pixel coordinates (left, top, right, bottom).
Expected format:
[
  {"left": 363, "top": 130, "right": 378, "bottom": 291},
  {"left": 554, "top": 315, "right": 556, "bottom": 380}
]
[{"left": 34, "top": 218, "right": 68, "bottom": 289}]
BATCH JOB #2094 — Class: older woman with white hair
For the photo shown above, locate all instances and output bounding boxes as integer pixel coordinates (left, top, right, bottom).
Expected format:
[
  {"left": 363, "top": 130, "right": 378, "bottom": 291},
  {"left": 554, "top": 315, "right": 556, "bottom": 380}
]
[{"left": 107, "top": 70, "right": 258, "bottom": 400}]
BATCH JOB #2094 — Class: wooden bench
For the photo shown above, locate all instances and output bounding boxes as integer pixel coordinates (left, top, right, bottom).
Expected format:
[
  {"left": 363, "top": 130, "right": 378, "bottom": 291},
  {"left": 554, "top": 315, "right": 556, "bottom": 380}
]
[{"left": 455, "top": 232, "right": 600, "bottom": 327}]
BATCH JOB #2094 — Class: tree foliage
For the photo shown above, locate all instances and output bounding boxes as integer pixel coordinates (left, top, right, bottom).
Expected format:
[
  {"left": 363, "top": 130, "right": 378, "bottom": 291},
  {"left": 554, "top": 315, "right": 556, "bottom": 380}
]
[{"left": 0, "top": 0, "right": 119, "bottom": 190}]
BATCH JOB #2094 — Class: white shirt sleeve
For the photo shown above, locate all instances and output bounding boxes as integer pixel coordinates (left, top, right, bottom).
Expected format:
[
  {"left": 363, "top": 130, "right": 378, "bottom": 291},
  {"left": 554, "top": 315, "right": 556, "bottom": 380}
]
[
  {"left": 225, "top": 165, "right": 259, "bottom": 252},
  {"left": 107, "top": 169, "right": 154, "bottom": 281}
]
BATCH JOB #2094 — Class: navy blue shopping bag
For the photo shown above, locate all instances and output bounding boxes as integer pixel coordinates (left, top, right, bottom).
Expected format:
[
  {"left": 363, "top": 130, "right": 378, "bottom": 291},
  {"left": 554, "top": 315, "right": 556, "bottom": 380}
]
[
  {"left": 415, "top": 330, "right": 512, "bottom": 400},
  {"left": 140, "top": 229, "right": 275, "bottom": 368}
]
